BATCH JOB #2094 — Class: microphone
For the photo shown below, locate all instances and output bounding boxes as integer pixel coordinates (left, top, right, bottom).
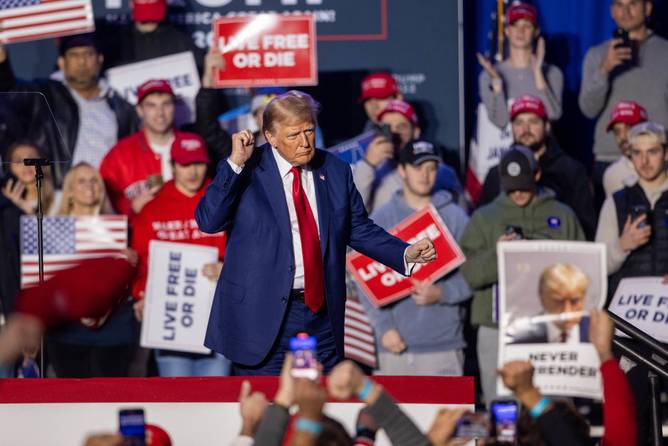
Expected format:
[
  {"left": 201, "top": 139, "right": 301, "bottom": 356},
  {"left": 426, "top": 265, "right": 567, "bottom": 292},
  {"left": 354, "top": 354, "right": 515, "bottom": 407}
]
[{"left": 22, "top": 158, "right": 53, "bottom": 167}]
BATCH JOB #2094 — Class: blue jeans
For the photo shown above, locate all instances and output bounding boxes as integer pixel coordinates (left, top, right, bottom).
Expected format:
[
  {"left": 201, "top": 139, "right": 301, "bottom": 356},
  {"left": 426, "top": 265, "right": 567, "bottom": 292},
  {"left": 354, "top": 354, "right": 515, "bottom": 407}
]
[
  {"left": 155, "top": 351, "right": 231, "bottom": 377},
  {"left": 233, "top": 298, "right": 339, "bottom": 376}
]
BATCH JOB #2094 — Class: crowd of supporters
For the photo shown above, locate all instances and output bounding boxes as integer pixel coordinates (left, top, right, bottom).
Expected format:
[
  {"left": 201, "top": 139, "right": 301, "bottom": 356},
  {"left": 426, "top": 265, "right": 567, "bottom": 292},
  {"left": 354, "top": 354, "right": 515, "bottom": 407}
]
[{"left": 0, "top": 0, "right": 666, "bottom": 444}]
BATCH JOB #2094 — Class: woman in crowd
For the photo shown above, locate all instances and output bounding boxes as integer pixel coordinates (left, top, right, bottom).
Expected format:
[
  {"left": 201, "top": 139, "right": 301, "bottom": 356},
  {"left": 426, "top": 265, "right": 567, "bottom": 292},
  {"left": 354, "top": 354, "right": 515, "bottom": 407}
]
[
  {"left": 0, "top": 142, "right": 54, "bottom": 376},
  {"left": 46, "top": 162, "right": 137, "bottom": 378},
  {"left": 477, "top": 3, "right": 563, "bottom": 129}
]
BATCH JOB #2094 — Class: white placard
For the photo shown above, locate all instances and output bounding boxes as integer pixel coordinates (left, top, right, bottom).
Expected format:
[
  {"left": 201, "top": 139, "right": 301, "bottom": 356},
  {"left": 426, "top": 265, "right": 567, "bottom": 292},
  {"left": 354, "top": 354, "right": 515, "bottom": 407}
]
[
  {"left": 106, "top": 52, "right": 201, "bottom": 125},
  {"left": 608, "top": 276, "right": 668, "bottom": 343},
  {"left": 497, "top": 241, "right": 607, "bottom": 399},
  {"left": 141, "top": 241, "right": 218, "bottom": 354}
]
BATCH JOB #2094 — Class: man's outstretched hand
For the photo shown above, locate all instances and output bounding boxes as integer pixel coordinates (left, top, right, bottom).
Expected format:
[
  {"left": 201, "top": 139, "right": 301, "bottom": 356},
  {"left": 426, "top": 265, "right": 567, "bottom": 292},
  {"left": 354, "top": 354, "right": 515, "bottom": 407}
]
[{"left": 405, "top": 238, "right": 436, "bottom": 264}]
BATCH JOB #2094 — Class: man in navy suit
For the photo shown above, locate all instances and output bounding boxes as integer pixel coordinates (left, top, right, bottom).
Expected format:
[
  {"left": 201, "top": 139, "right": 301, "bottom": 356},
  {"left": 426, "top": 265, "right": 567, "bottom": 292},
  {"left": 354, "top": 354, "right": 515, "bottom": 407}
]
[
  {"left": 196, "top": 91, "right": 436, "bottom": 375},
  {"left": 507, "top": 263, "right": 591, "bottom": 345}
]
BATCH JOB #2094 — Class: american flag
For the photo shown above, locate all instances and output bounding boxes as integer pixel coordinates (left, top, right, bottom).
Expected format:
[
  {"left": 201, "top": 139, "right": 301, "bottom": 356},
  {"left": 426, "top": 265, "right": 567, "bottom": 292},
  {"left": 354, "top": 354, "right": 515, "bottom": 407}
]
[
  {"left": 344, "top": 295, "right": 377, "bottom": 368},
  {"left": 0, "top": 0, "right": 94, "bottom": 45},
  {"left": 20, "top": 215, "right": 127, "bottom": 289}
]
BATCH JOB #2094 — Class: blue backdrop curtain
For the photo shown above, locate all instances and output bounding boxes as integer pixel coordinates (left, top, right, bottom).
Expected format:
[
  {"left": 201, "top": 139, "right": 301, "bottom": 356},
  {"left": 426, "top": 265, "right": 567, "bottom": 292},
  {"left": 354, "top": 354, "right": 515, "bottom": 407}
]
[{"left": 465, "top": 0, "right": 668, "bottom": 168}]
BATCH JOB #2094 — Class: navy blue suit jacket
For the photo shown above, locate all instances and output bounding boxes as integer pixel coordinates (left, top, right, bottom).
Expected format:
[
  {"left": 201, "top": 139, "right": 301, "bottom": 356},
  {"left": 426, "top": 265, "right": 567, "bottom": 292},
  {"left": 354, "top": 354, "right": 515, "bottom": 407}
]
[{"left": 196, "top": 145, "right": 409, "bottom": 366}]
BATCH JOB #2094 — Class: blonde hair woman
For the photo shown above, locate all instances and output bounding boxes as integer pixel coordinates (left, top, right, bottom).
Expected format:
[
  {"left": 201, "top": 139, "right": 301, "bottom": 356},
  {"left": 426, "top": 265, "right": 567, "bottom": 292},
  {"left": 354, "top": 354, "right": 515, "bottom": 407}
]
[
  {"left": 57, "top": 162, "right": 109, "bottom": 216},
  {"left": 47, "top": 162, "right": 137, "bottom": 378}
]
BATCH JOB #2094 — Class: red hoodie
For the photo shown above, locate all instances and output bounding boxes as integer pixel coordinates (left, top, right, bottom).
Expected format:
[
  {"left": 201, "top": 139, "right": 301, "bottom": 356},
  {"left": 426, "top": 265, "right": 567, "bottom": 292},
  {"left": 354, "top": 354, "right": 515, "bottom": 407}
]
[{"left": 131, "top": 180, "right": 225, "bottom": 299}]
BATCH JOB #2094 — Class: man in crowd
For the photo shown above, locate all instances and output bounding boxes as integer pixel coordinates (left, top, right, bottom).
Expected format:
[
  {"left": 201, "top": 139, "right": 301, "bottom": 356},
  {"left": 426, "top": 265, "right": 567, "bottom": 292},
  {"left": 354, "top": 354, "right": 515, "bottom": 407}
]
[
  {"left": 195, "top": 91, "right": 436, "bottom": 375},
  {"left": 507, "top": 263, "right": 591, "bottom": 345},
  {"left": 358, "top": 72, "right": 403, "bottom": 132},
  {"left": 602, "top": 101, "right": 648, "bottom": 196},
  {"left": 478, "top": 95, "right": 596, "bottom": 238},
  {"left": 460, "top": 145, "right": 585, "bottom": 404},
  {"left": 596, "top": 121, "right": 668, "bottom": 299},
  {"left": 0, "top": 34, "right": 138, "bottom": 187},
  {"left": 595, "top": 121, "right": 668, "bottom": 446},
  {"left": 579, "top": 0, "right": 668, "bottom": 199},
  {"left": 353, "top": 99, "right": 462, "bottom": 213},
  {"left": 102, "top": 0, "right": 202, "bottom": 70},
  {"left": 100, "top": 79, "right": 180, "bottom": 218},
  {"left": 131, "top": 132, "right": 228, "bottom": 376},
  {"left": 356, "top": 140, "right": 471, "bottom": 375}
]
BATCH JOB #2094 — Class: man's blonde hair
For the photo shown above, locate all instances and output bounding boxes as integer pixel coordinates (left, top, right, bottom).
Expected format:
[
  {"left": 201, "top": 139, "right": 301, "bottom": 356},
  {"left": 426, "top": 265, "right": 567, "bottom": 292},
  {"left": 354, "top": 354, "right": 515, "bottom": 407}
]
[
  {"left": 538, "top": 263, "right": 589, "bottom": 298},
  {"left": 262, "top": 90, "right": 321, "bottom": 134}
]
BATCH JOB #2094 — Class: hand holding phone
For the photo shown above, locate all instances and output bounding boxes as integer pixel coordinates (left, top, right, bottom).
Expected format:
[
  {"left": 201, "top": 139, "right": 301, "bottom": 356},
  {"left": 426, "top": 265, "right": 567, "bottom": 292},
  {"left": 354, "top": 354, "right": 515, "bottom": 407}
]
[
  {"left": 491, "top": 399, "right": 519, "bottom": 445},
  {"left": 290, "top": 332, "right": 319, "bottom": 380},
  {"left": 118, "top": 408, "right": 145, "bottom": 446}
]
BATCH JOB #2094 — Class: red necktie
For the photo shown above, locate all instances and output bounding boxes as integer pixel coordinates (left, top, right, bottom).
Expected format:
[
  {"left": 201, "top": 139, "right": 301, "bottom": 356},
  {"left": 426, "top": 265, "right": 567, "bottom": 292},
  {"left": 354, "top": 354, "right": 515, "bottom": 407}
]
[
  {"left": 560, "top": 330, "right": 568, "bottom": 343},
  {"left": 290, "top": 166, "right": 325, "bottom": 312}
]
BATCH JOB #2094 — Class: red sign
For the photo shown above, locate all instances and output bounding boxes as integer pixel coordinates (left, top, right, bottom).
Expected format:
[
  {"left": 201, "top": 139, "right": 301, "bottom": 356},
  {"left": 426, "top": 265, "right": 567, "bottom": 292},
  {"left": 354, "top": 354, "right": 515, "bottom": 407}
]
[
  {"left": 346, "top": 205, "right": 466, "bottom": 308},
  {"left": 212, "top": 14, "right": 317, "bottom": 88}
]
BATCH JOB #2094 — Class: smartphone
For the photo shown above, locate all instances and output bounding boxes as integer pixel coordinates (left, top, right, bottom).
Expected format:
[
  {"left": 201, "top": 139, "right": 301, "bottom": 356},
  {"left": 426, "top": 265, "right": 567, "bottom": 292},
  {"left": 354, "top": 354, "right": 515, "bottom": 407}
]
[
  {"left": 613, "top": 27, "right": 631, "bottom": 49},
  {"left": 505, "top": 225, "right": 524, "bottom": 239},
  {"left": 372, "top": 122, "right": 395, "bottom": 146},
  {"left": 455, "top": 411, "right": 490, "bottom": 439},
  {"left": 146, "top": 174, "right": 164, "bottom": 189},
  {"left": 119, "top": 408, "right": 146, "bottom": 446},
  {"left": 289, "top": 332, "right": 318, "bottom": 380},
  {"left": 631, "top": 204, "right": 650, "bottom": 229},
  {"left": 491, "top": 399, "right": 519, "bottom": 445}
]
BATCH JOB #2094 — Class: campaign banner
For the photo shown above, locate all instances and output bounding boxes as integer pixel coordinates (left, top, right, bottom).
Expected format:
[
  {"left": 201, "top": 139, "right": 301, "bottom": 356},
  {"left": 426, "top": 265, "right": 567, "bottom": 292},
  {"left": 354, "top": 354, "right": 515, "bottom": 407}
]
[
  {"left": 327, "top": 130, "right": 376, "bottom": 167},
  {"left": 608, "top": 277, "right": 668, "bottom": 343},
  {"left": 212, "top": 14, "right": 317, "bottom": 88},
  {"left": 106, "top": 52, "right": 201, "bottom": 125},
  {"left": 497, "top": 241, "right": 607, "bottom": 399},
  {"left": 141, "top": 241, "right": 218, "bottom": 354},
  {"left": 346, "top": 204, "right": 466, "bottom": 308},
  {"left": 465, "top": 102, "right": 513, "bottom": 203}
]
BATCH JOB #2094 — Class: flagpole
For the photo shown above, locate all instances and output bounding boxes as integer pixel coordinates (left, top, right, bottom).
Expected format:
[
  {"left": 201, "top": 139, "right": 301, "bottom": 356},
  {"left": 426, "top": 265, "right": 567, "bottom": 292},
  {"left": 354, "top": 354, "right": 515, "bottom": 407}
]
[{"left": 496, "top": 0, "right": 505, "bottom": 62}]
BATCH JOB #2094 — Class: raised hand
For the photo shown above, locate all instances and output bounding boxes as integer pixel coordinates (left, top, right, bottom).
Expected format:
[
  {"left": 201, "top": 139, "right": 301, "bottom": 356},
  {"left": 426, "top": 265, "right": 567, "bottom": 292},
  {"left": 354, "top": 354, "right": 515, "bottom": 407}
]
[
  {"left": 589, "top": 309, "right": 614, "bottom": 362},
  {"left": 619, "top": 214, "right": 651, "bottom": 251},
  {"left": 202, "top": 46, "right": 225, "bottom": 88},
  {"left": 364, "top": 135, "right": 394, "bottom": 167},
  {"left": 229, "top": 129, "right": 255, "bottom": 167},
  {"left": 238, "top": 380, "right": 269, "bottom": 436},
  {"left": 405, "top": 238, "right": 436, "bottom": 264},
  {"left": 600, "top": 39, "right": 632, "bottom": 75}
]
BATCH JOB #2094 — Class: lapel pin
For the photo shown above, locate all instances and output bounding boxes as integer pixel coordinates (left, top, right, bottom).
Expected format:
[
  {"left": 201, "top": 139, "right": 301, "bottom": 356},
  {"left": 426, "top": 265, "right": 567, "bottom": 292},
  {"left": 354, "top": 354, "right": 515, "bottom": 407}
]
[{"left": 319, "top": 174, "right": 326, "bottom": 181}]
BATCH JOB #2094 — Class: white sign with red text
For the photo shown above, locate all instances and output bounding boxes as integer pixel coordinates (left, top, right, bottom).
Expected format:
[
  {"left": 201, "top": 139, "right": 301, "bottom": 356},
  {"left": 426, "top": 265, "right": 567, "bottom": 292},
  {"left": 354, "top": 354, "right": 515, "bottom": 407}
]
[{"left": 141, "top": 241, "right": 218, "bottom": 354}]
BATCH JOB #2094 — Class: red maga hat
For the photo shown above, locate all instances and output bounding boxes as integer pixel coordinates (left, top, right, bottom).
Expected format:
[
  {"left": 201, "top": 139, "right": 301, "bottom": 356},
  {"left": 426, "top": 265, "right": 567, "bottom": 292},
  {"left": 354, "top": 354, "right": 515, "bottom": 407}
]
[
  {"left": 377, "top": 99, "right": 418, "bottom": 126},
  {"left": 136, "top": 79, "right": 174, "bottom": 104},
  {"left": 171, "top": 132, "right": 209, "bottom": 165},
  {"left": 510, "top": 94, "right": 547, "bottom": 121},
  {"left": 132, "top": 0, "right": 167, "bottom": 23},
  {"left": 606, "top": 101, "right": 648, "bottom": 132},
  {"left": 358, "top": 72, "right": 400, "bottom": 103},
  {"left": 506, "top": 3, "right": 538, "bottom": 26}
]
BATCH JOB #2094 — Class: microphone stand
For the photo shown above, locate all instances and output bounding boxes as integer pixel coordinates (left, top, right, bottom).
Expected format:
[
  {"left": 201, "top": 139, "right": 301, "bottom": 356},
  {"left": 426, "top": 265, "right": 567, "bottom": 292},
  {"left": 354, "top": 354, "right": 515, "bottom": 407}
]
[{"left": 23, "top": 158, "right": 52, "bottom": 378}]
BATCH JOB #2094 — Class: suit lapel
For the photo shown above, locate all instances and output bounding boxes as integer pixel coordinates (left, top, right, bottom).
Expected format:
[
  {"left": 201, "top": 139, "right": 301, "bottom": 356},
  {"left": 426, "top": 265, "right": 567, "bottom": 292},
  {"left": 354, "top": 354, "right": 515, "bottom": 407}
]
[
  {"left": 257, "top": 146, "right": 292, "bottom": 244},
  {"left": 311, "top": 152, "right": 330, "bottom": 259}
]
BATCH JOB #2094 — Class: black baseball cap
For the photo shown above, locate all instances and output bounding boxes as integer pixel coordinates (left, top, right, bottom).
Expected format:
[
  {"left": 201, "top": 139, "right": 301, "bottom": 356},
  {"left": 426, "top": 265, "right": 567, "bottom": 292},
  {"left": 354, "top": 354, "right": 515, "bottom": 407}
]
[
  {"left": 499, "top": 145, "right": 538, "bottom": 192},
  {"left": 59, "top": 33, "right": 98, "bottom": 56},
  {"left": 398, "top": 140, "right": 441, "bottom": 165}
]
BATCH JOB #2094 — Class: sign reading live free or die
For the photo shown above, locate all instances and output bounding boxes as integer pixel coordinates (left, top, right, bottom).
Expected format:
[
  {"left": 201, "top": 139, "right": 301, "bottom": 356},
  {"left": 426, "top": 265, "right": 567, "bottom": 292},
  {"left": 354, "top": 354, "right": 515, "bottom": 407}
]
[{"left": 213, "top": 14, "right": 317, "bottom": 88}]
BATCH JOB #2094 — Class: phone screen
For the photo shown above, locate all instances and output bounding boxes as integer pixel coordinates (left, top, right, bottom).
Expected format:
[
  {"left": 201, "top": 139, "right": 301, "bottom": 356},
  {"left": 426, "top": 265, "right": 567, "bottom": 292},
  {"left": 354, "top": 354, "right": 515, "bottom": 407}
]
[
  {"left": 289, "top": 332, "right": 318, "bottom": 380},
  {"left": 455, "top": 412, "right": 490, "bottom": 439},
  {"left": 491, "top": 400, "right": 518, "bottom": 444},
  {"left": 119, "top": 408, "right": 146, "bottom": 446}
]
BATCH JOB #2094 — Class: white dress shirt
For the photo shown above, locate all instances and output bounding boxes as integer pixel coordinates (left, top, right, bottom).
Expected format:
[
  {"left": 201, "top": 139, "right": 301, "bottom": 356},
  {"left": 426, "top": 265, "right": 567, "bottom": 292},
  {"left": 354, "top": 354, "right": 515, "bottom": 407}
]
[
  {"left": 227, "top": 149, "right": 320, "bottom": 290},
  {"left": 271, "top": 147, "right": 320, "bottom": 290},
  {"left": 227, "top": 149, "right": 413, "bottom": 290}
]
